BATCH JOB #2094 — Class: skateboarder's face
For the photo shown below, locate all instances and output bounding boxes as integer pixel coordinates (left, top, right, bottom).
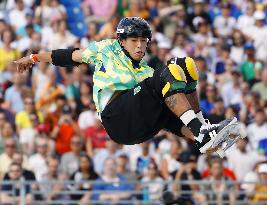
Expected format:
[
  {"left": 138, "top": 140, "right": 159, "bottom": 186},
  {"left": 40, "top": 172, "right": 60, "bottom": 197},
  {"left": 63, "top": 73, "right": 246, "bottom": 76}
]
[{"left": 121, "top": 37, "right": 148, "bottom": 61}]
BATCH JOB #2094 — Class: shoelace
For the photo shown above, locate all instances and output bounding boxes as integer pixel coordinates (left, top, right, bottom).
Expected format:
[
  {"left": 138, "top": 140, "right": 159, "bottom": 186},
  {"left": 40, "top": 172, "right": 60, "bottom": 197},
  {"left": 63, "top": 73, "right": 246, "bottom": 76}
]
[{"left": 201, "top": 119, "right": 219, "bottom": 134}]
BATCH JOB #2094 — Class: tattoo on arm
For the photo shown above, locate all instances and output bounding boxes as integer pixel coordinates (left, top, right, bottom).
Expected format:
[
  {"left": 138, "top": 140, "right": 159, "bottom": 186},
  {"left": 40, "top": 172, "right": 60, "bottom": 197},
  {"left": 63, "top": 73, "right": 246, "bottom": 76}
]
[{"left": 165, "top": 95, "right": 177, "bottom": 111}]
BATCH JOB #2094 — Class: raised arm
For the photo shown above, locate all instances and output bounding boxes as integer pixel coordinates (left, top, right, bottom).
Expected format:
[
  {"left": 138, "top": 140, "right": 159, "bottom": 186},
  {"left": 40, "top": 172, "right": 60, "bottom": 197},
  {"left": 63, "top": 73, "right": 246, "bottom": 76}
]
[{"left": 14, "top": 48, "right": 85, "bottom": 73}]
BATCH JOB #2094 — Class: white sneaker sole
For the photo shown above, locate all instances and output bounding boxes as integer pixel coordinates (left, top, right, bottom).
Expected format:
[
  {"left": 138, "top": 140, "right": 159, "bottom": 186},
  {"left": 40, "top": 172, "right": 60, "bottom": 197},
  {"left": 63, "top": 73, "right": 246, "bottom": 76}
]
[{"left": 199, "top": 117, "right": 239, "bottom": 156}]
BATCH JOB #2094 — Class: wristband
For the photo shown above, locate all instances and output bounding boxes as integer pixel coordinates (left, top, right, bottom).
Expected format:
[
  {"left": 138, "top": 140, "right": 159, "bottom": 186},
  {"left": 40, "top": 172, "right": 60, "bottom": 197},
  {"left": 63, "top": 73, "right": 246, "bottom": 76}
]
[{"left": 30, "top": 54, "right": 38, "bottom": 63}]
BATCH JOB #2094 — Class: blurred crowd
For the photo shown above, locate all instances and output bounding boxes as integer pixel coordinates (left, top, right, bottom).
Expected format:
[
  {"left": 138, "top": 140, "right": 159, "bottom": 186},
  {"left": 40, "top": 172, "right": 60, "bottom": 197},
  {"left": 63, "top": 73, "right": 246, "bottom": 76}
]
[{"left": 0, "top": 0, "right": 267, "bottom": 204}]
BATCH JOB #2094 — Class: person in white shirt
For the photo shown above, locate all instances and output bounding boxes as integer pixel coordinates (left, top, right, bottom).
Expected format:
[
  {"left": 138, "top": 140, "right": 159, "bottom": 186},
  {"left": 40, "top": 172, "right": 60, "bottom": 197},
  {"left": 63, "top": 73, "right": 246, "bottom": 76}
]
[
  {"left": 247, "top": 108, "right": 267, "bottom": 150},
  {"left": 244, "top": 10, "right": 267, "bottom": 62},
  {"left": 28, "top": 138, "right": 48, "bottom": 181},
  {"left": 213, "top": 3, "right": 236, "bottom": 38},
  {"left": 236, "top": 0, "right": 255, "bottom": 33},
  {"left": 8, "top": 0, "right": 30, "bottom": 29},
  {"left": 226, "top": 138, "right": 266, "bottom": 181}
]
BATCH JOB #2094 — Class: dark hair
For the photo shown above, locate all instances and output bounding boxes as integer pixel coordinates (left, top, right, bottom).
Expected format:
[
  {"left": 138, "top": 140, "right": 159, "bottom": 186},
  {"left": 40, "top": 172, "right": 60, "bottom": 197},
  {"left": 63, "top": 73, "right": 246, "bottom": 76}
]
[
  {"left": 79, "top": 154, "right": 98, "bottom": 179},
  {"left": 9, "top": 162, "right": 22, "bottom": 170},
  {"left": 255, "top": 108, "right": 265, "bottom": 114},
  {"left": 0, "top": 28, "right": 16, "bottom": 43}
]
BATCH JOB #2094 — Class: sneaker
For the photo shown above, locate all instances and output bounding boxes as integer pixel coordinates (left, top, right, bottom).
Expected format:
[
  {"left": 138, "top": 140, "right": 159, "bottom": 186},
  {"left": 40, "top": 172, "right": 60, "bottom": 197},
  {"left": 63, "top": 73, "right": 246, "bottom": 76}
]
[{"left": 196, "top": 118, "right": 237, "bottom": 153}]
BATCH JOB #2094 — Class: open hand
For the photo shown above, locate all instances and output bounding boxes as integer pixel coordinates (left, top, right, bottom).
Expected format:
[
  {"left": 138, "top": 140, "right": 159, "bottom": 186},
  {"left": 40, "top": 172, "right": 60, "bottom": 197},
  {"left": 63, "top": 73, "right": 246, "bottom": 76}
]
[{"left": 14, "top": 56, "right": 33, "bottom": 73}]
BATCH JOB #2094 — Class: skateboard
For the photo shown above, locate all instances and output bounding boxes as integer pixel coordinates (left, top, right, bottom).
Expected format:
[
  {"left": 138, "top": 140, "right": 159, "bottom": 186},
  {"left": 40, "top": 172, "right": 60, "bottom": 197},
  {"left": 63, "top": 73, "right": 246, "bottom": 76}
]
[{"left": 200, "top": 117, "right": 245, "bottom": 158}]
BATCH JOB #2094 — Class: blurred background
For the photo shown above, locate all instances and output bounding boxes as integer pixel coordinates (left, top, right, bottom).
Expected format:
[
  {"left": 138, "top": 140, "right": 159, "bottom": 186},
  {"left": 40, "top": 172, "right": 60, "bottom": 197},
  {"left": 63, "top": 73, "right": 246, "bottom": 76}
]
[{"left": 0, "top": 0, "right": 267, "bottom": 204}]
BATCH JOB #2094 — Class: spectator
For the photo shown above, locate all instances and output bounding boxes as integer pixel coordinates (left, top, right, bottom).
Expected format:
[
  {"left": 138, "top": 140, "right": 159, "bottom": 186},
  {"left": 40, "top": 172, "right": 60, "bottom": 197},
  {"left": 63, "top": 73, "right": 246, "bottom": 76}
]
[
  {"left": 0, "top": 121, "right": 17, "bottom": 154},
  {"left": 240, "top": 42, "right": 263, "bottom": 86},
  {"left": 203, "top": 157, "right": 237, "bottom": 205},
  {"left": 36, "top": 68, "right": 65, "bottom": 113},
  {"left": 200, "top": 84, "right": 217, "bottom": 115},
  {"left": 65, "top": 68, "right": 82, "bottom": 111},
  {"left": 252, "top": 68, "right": 267, "bottom": 104},
  {"left": 116, "top": 154, "right": 137, "bottom": 181},
  {"left": 220, "top": 70, "right": 243, "bottom": 108},
  {"left": 3, "top": 152, "right": 37, "bottom": 195},
  {"left": 0, "top": 138, "right": 17, "bottom": 179},
  {"left": 4, "top": 72, "right": 28, "bottom": 113},
  {"left": 160, "top": 138, "right": 182, "bottom": 180},
  {"left": 246, "top": 108, "right": 267, "bottom": 150},
  {"left": 251, "top": 163, "right": 267, "bottom": 201},
  {"left": 213, "top": 3, "right": 236, "bottom": 38},
  {"left": 68, "top": 154, "right": 98, "bottom": 204},
  {"left": 0, "top": 29, "right": 20, "bottom": 72},
  {"left": 48, "top": 19, "right": 77, "bottom": 50},
  {"left": 78, "top": 95, "right": 96, "bottom": 132},
  {"left": 39, "top": 157, "right": 69, "bottom": 202},
  {"left": 60, "top": 135, "right": 84, "bottom": 177},
  {"left": 0, "top": 162, "right": 33, "bottom": 205},
  {"left": 208, "top": 97, "right": 225, "bottom": 124},
  {"left": 44, "top": 94, "right": 67, "bottom": 132},
  {"left": 186, "top": 0, "right": 212, "bottom": 33},
  {"left": 93, "top": 136, "right": 122, "bottom": 175},
  {"left": 3, "top": 152, "right": 34, "bottom": 181},
  {"left": 242, "top": 161, "right": 267, "bottom": 198},
  {"left": 0, "top": 111, "right": 7, "bottom": 134},
  {"left": 226, "top": 138, "right": 265, "bottom": 181},
  {"left": 28, "top": 138, "right": 48, "bottom": 181},
  {"left": 51, "top": 105, "right": 82, "bottom": 155},
  {"left": 140, "top": 161, "right": 164, "bottom": 201},
  {"left": 173, "top": 152, "right": 205, "bottom": 204},
  {"left": 236, "top": 0, "right": 255, "bottom": 33},
  {"left": 244, "top": 10, "right": 267, "bottom": 62},
  {"left": 31, "top": 62, "right": 49, "bottom": 101},
  {"left": 15, "top": 95, "right": 43, "bottom": 131},
  {"left": 230, "top": 30, "right": 245, "bottom": 66},
  {"left": 201, "top": 156, "right": 237, "bottom": 181},
  {"left": 85, "top": 118, "right": 108, "bottom": 157},
  {"left": 18, "top": 113, "right": 41, "bottom": 156},
  {"left": 92, "top": 157, "right": 133, "bottom": 205},
  {"left": 35, "top": 0, "right": 66, "bottom": 26},
  {"left": 136, "top": 141, "right": 155, "bottom": 177},
  {"left": 8, "top": 0, "right": 29, "bottom": 29},
  {"left": 170, "top": 32, "right": 189, "bottom": 58}
]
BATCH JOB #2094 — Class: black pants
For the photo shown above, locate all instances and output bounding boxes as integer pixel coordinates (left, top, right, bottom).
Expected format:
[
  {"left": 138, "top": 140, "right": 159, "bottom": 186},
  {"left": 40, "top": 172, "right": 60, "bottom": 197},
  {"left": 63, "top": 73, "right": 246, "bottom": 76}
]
[{"left": 101, "top": 74, "right": 184, "bottom": 145}]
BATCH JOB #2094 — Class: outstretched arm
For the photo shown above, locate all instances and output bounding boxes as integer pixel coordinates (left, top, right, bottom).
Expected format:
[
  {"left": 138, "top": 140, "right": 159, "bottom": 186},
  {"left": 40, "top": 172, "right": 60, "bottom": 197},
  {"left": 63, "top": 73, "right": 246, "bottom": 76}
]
[{"left": 15, "top": 48, "right": 85, "bottom": 73}]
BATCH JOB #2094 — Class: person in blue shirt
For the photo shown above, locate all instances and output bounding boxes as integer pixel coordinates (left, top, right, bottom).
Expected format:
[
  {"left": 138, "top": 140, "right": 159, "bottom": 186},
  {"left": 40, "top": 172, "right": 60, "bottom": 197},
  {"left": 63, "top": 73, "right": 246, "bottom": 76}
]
[{"left": 92, "top": 157, "right": 134, "bottom": 205}]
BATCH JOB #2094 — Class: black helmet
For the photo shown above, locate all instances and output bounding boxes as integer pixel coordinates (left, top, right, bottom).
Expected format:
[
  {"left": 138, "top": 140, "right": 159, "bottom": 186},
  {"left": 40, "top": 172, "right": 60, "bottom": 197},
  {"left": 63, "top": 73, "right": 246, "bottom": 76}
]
[{"left": 117, "top": 17, "right": 152, "bottom": 41}]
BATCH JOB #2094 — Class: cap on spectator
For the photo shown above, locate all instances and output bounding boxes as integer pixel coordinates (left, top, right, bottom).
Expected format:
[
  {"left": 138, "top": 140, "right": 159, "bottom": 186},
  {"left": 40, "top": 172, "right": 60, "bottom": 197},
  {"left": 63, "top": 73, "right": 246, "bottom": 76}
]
[
  {"left": 258, "top": 163, "right": 267, "bottom": 173},
  {"left": 193, "top": 16, "right": 205, "bottom": 28},
  {"left": 157, "top": 40, "right": 171, "bottom": 49},
  {"left": 62, "top": 105, "right": 72, "bottom": 114},
  {"left": 244, "top": 42, "right": 255, "bottom": 50},
  {"left": 37, "top": 124, "right": 50, "bottom": 133},
  {"left": 253, "top": 10, "right": 265, "bottom": 20}
]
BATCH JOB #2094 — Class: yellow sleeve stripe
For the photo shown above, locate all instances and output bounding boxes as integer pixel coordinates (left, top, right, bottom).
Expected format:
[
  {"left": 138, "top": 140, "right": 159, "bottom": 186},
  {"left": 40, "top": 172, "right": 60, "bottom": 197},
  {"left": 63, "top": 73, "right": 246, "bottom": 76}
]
[{"left": 185, "top": 57, "right": 199, "bottom": 80}]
